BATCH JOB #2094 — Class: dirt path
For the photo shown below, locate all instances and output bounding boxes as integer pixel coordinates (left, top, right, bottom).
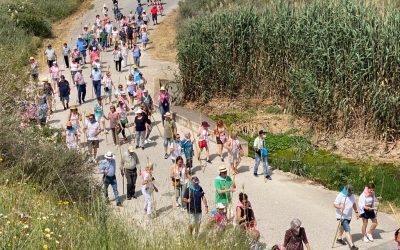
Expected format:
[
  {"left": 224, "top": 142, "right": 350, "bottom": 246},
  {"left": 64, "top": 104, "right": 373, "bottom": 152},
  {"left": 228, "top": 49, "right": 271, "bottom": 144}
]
[{"left": 41, "top": 0, "right": 399, "bottom": 249}]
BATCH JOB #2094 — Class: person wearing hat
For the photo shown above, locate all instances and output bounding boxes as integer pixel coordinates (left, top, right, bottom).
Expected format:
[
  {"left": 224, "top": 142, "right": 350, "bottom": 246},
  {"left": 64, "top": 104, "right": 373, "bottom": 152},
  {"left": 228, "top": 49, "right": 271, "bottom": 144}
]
[
  {"left": 42, "top": 78, "right": 54, "bottom": 115},
  {"left": 37, "top": 95, "right": 48, "bottom": 126},
  {"left": 126, "top": 74, "right": 136, "bottom": 108},
  {"left": 93, "top": 97, "right": 106, "bottom": 130},
  {"left": 183, "top": 176, "right": 209, "bottom": 236},
  {"left": 121, "top": 146, "right": 141, "bottom": 200},
  {"left": 117, "top": 100, "right": 129, "bottom": 143},
  {"left": 114, "top": 84, "right": 124, "bottom": 100},
  {"left": 141, "top": 163, "right": 158, "bottom": 219},
  {"left": 44, "top": 44, "right": 57, "bottom": 68},
  {"left": 134, "top": 108, "right": 147, "bottom": 149},
  {"left": 70, "top": 57, "right": 80, "bottom": 81},
  {"left": 141, "top": 89, "right": 153, "bottom": 115},
  {"left": 113, "top": 44, "right": 122, "bottom": 72},
  {"left": 74, "top": 68, "right": 86, "bottom": 104},
  {"left": 197, "top": 121, "right": 211, "bottom": 163},
  {"left": 106, "top": 105, "right": 119, "bottom": 145},
  {"left": 99, "top": 152, "right": 122, "bottom": 206},
  {"left": 29, "top": 57, "right": 39, "bottom": 81},
  {"left": 333, "top": 185, "right": 360, "bottom": 250},
  {"left": 83, "top": 113, "right": 101, "bottom": 162},
  {"left": 90, "top": 63, "right": 103, "bottom": 99},
  {"left": 209, "top": 203, "right": 230, "bottom": 232},
  {"left": 215, "top": 166, "right": 236, "bottom": 209},
  {"left": 163, "top": 112, "right": 177, "bottom": 159},
  {"left": 253, "top": 130, "right": 271, "bottom": 180},
  {"left": 68, "top": 105, "right": 82, "bottom": 131},
  {"left": 102, "top": 71, "right": 115, "bottom": 104},
  {"left": 158, "top": 86, "right": 170, "bottom": 126},
  {"left": 76, "top": 35, "right": 87, "bottom": 64},
  {"left": 90, "top": 45, "right": 100, "bottom": 64},
  {"left": 142, "top": 9, "right": 148, "bottom": 24},
  {"left": 57, "top": 75, "right": 71, "bottom": 110},
  {"left": 63, "top": 120, "right": 78, "bottom": 149},
  {"left": 82, "top": 25, "right": 89, "bottom": 46}
]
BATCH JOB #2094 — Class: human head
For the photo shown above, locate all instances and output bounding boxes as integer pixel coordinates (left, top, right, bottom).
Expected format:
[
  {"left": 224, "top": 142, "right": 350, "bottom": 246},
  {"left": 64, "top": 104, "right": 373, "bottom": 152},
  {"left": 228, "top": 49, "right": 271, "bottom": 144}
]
[
  {"left": 145, "top": 164, "right": 154, "bottom": 172},
  {"left": 259, "top": 130, "right": 266, "bottom": 138},
  {"left": 118, "top": 101, "right": 123, "bottom": 107},
  {"left": 176, "top": 156, "right": 184, "bottom": 166},
  {"left": 216, "top": 120, "right": 224, "bottom": 128},
  {"left": 143, "top": 89, "right": 148, "bottom": 95},
  {"left": 216, "top": 203, "right": 225, "bottom": 214},
  {"left": 110, "top": 105, "right": 116, "bottom": 111},
  {"left": 290, "top": 218, "right": 302, "bottom": 232},
  {"left": 164, "top": 112, "right": 171, "bottom": 121},
  {"left": 47, "top": 44, "right": 52, "bottom": 48},
  {"left": 201, "top": 121, "right": 209, "bottom": 129},
  {"left": 218, "top": 166, "right": 228, "bottom": 177},
  {"left": 107, "top": 71, "right": 111, "bottom": 77},
  {"left": 53, "top": 61, "right": 58, "bottom": 66},
  {"left": 238, "top": 192, "right": 248, "bottom": 204},
  {"left": 175, "top": 133, "right": 180, "bottom": 141},
  {"left": 191, "top": 176, "right": 200, "bottom": 187},
  {"left": 63, "top": 43, "right": 67, "bottom": 47},
  {"left": 128, "top": 146, "right": 135, "bottom": 155},
  {"left": 60, "top": 75, "right": 65, "bottom": 81},
  {"left": 135, "top": 108, "right": 143, "bottom": 116},
  {"left": 184, "top": 132, "right": 191, "bottom": 140},
  {"left": 114, "top": 44, "right": 119, "bottom": 50},
  {"left": 231, "top": 132, "right": 237, "bottom": 139},
  {"left": 97, "top": 97, "right": 102, "bottom": 103},
  {"left": 93, "top": 65, "right": 98, "bottom": 71},
  {"left": 128, "top": 74, "right": 134, "bottom": 81},
  {"left": 160, "top": 86, "right": 166, "bottom": 92},
  {"left": 104, "top": 151, "right": 114, "bottom": 162},
  {"left": 366, "top": 182, "right": 375, "bottom": 192},
  {"left": 29, "top": 57, "right": 35, "bottom": 62},
  {"left": 70, "top": 105, "right": 78, "bottom": 112},
  {"left": 118, "top": 84, "right": 123, "bottom": 90},
  {"left": 88, "top": 114, "right": 95, "bottom": 122}
]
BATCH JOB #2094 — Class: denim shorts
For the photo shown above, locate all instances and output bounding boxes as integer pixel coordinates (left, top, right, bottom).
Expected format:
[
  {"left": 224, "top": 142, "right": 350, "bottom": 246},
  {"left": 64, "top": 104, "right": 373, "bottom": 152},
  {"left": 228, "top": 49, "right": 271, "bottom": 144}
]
[
  {"left": 338, "top": 219, "right": 351, "bottom": 232},
  {"left": 163, "top": 138, "right": 172, "bottom": 147}
]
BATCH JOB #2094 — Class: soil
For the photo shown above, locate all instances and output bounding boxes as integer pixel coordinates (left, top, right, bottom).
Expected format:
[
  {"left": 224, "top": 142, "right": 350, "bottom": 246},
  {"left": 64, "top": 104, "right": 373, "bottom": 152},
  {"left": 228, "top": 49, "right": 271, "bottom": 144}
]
[{"left": 184, "top": 97, "right": 400, "bottom": 164}]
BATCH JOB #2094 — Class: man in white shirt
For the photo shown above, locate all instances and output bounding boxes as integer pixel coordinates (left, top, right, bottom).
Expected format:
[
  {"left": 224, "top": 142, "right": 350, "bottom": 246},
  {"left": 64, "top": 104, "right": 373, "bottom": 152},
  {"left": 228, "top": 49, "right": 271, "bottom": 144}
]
[
  {"left": 333, "top": 185, "right": 360, "bottom": 250},
  {"left": 74, "top": 70, "right": 86, "bottom": 104},
  {"left": 253, "top": 130, "right": 271, "bottom": 180},
  {"left": 83, "top": 113, "right": 101, "bottom": 162},
  {"left": 45, "top": 44, "right": 57, "bottom": 68}
]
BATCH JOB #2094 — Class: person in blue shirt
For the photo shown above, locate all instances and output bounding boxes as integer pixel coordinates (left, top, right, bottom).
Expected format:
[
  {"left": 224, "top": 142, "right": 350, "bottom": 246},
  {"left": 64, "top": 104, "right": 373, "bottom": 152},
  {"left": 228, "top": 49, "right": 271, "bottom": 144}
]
[
  {"left": 90, "top": 65, "right": 102, "bottom": 99},
  {"left": 181, "top": 132, "right": 194, "bottom": 172},
  {"left": 99, "top": 151, "right": 122, "bottom": 206},
  {"left": 132, "top": 44, "right": 141, "bottom": 67},
  {"left": 76, "top": 36, "right": 88, "bottom": 64},
  {"left": 136, "top": 4, "right": 143, "bottom": 16}
]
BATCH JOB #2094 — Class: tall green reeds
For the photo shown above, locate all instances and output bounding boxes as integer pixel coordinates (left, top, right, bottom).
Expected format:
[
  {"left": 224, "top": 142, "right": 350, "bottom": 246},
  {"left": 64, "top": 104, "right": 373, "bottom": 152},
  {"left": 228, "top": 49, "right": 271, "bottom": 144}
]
[{"left": 177, "top": 0, "right": 400, "bottom": 139}]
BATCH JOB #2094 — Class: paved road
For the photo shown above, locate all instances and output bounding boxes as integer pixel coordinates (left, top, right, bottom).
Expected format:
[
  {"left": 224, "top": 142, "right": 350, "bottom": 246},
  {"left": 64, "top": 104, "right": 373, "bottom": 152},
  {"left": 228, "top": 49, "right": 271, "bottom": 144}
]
[{"left": 45, "top": 0, "right": 399, "bottom": 249}]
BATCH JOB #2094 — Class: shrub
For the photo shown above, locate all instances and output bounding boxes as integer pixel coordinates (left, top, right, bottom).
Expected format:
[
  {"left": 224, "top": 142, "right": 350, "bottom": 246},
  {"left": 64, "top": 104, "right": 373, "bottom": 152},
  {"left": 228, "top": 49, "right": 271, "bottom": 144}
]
[{"left": 16, "top": 13, "right": 52, "bottom": 37}]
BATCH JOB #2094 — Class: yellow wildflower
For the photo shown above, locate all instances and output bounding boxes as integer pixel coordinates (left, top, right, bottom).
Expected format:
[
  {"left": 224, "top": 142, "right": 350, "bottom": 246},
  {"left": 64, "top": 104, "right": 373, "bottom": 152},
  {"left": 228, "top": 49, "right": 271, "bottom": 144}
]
[
  {"left": 43, "top": 244, "right": 48, "bottom": 250},
  {"left": 44, "top": 228, "right": 51, "bottom": 233}
]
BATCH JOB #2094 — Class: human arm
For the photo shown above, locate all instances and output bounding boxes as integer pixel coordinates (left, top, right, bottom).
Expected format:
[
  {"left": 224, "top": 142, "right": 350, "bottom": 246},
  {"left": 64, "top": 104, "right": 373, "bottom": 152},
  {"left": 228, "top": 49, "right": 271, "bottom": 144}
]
[
  {"left": 353, "top": 202, "right": 359, "bottom": 218},
  {"left": 182, "top": 188, "right": 190, "bottom": 203},
  {"left": 236, "top": 207, "right": 246, "bottom": 223},
  {"left": 202, "top": 196, "right": 209, "bottom": 214}
]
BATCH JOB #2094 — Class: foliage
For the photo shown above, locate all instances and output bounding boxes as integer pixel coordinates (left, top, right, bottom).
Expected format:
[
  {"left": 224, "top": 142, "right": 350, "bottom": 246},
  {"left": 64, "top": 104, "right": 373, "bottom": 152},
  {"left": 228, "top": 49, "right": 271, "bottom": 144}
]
[{"left": 177, "top": 0, "right": 400, "bottom": 139}]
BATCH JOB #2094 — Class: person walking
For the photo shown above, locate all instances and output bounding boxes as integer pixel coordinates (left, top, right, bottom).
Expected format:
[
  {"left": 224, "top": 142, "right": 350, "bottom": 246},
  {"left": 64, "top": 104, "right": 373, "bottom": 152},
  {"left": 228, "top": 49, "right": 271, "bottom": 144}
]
[
  {"left": 74, "top": 69, "right": 86, "bottom": 104},
  {"left": 126, "top": 74, "right": 136, "bottom": 108},
  {"left": 113, "top": 45, "right": 122, "bottom": 72},
  {"left": 132, "top": 44, "right": 141, "bottom": 68},
  {"left": 90, "top": 64, "right": 102, "bottom": 99},
  {"left": 141, "top": 164, "right": 158, "bottom": 219},
  {"left": 358, "top": 183, "right": 379, "bottom": 243},
  {"left": 181, "top": 132, "right": 194, "bottom": 172},
  {"left": 44, "top": 44, "right": 57, "bottom": 68},
  {"left": 94, "top": 97, "right": 106, "bottom": 130},
  {"left": 236, "top": 193, "right": 261, "bottom": 247},
  {"left": 99, "top": 151, "right": 122, "bottom": 206},
  {"left": 282, "top": 218, "right": 311, "bottom": 250},
  {"left": 141, "top": 28, "right": 149, "bottom": 50},
  {"left": 225, "top": 132, "right": 242, "bottom": 175},
  {"left": 117, "top": 100, "right": 129, "bottom": 143},
  {"left": 121, "top": 42, "right": 129, "bottom": 68},
  {"left": 182, "top": 176, "right": 209, "bottom": 236},
  {"left": 395, "top": 228, "right": 400, "bottom": 250},
  {"left": 106, "top": 105, "right": 119, "bottom": 145},
  {"left": 42, "top": 78, "right": 54, "bottom": 115},
  {"left": 63, "top": 121, "right": 78, "bottom": 150},
  {"left": 163, "top": 112, "right": 176, "bottom": 159},
  {"left": 197, "top": 121, "right": 211, "bottom": 163},
  {"left": 333, "top": 185, "right": 360, "bottom": 250},
  {"left": 76, "top": 35, "right": 87, "bottom": 64},
  {"left": 215, "top": 166, "right": 236, "bottom": 209},
  {"left": 170, "top": 156, "right": 190, "bottom": 208},
  {"left": 70, "top": 58, "right": 80, "bottom": 81},
  {"left": 57, "top": 75, "right": 70, "bottom": 110},
  {"left": 151, "top": 5, "right": 158, "bottom": 25},
  {"left": 141, "top": 89, "right": 153, "bottom": 115},
  {"left": 102, "top": 71, "right": 114, "bottom": 104},
  {"left": 68, "top": 105, "right": 82, "bottom": 132},
  {"left": 134, "top": 108, "right": 147, "bottom": 149},
  {"left": 158, "top": 86, "right": 170, "bottom": 126},
  {"left": 83, "top": 113, "right": 101, "bottom": 162},
  {"left": 62, "top": 43, "right": 71, "bottom": 68},
  {"left": 214, "top": 120, "right": 228, "bottom": 162},
  {"left": 140, "top": 104, "right": 153, "bottom": 144},
  {"left": 29, "top": 57, "right": 39, "bottom": 81},
  {"left": 121, "top": 146, "right": 140, "bottom": 200},
  {"left": 127, "top": 23, "right": 134, "bottom": 49},
  {"left": 49, "top": 61, "right": 61, "bottom": 91},
  {"left": 253, "top": 130, "right": 271, "bottom": 180}
]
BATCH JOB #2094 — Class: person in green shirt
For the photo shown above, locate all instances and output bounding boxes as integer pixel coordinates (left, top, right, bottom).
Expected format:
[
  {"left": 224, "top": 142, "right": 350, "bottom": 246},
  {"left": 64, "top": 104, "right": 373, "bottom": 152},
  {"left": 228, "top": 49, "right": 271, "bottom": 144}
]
[
  {"left": 163, "top": 112, "right": 176, "bottom": 159},
  {"left": 215, "top": 166, "right": 236, "bottom": 207}
]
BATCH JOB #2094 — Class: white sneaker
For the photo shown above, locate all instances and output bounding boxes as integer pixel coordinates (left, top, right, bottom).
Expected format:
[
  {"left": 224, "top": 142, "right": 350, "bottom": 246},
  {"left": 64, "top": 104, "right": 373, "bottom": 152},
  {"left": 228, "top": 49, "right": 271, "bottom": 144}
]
[
  {"left": 147, "top": 138, "right": 153, "bottom": 142},
  {"left": 366, "top": 233, "right": 374, "bottom": 242},
  {"left": 144, "top": 139, "right": 149, "bottom": 144},
  {"left": 363, "top": 236, "right": 370, "bottom": 243}
]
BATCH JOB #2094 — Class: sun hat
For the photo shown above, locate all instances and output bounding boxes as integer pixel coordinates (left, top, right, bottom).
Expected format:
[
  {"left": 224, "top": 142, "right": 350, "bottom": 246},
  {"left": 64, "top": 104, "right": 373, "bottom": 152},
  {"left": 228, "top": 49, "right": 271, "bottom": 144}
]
[
  {"left": 218, "top": 166, "right": 228, "bottom": 173},
  {"left": 93, "top": 64, "right": 98, "bottom": 69},
  {"left": 29, "top": 56, "right": 34, "bottom": 60},
  {"left": 120, "top": 91, "right": 127, "bottom": 95},
  {"left": 104, "top": 151, "right": 114, "bottom": 159},
  {"left": 132, "top": 64, "right": 138, "bottom": 69},
  {"left": 191, "top": 176, "right": 200, "bottom": 184},
  {"left": 86, "top": 112, "right": 94, "bottom": 117},
  {"left": 259, "top": 130, "right": 266, "bottom": 135},
  {"left": 216, "top": 203, "right": 225, "bottom": 209},
  {"left": 160, "top": 86, "right": 166, "bottom": 91},
  {"left": 135, "top": 108, "right": 143, "bottom": 114},
  {"left": 93, "top": 47, "right": 97, "bottom": 51},
  {"left": 53, "top": 61, "right": 57, "bottom": 65},
  {"left": 70, "top": 105, "right": 78, "bottom": 110},
  {"left": 164, "top": 112, "right": 171, "bottom": 117},
  {"left": 201, "top": 121, "right": 210, "bottom": 127},
  {"left": 41, "top": 77, "right": 49, "bottom": 82},
  {"left": 128, "top": 146, "right": 135, "bottom": 153},
  {"left": 66, "top": 121, "right": 72, "bottom": 126}
]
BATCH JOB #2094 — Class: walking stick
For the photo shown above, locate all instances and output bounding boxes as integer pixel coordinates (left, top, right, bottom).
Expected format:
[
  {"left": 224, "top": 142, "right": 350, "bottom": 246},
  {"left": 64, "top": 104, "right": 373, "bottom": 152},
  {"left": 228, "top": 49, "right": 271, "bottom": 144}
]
[
  {"left": 375, "top": 175, "right": 385, "bottom": 216},
  {"left": 331, "top": 186, "right": 349, "bottom": 248},
  {"left": 118, "top": 137, "right": 124, "bottom": 195},
  {"left": 147, "top": 156, "right": 157, "bottom": 218}
]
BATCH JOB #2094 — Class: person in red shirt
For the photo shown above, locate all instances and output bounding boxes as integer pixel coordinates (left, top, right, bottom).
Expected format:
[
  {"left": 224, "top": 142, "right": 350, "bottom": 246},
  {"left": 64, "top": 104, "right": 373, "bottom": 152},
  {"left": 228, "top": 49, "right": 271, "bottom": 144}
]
[
  {"left": 90, "top": 47, "right": 100, "bottom": 64},
  {"left": 151, "top": 6, "right": 158, "bottom": 25}
]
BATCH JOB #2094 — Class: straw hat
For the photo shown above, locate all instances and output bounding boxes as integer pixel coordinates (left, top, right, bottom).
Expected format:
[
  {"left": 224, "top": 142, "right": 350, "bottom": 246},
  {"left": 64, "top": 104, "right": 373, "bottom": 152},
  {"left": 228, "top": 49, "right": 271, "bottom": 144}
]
[
  {"left": 29, "top": 57, "right": 34, "bottom": 60},
  {"left": 135, "top": 108, "right": 144, "bottom": 114},
  {"left": 218, "top": 166, "right": 228, "bottom": 173},
  {"left": 41, "top": 77, "right": 49, "bottom": 82},
  {"left": 128, "top": 146, "right": 135, "bottom": 153},
  {"left": 160, "top": 86, "right": 166, "bottom": 91},
  {"left": 216, "top": 203, "right": 225, "bottom": 209},
  {"left": 164, "top": 112, "right": 171, "bottom": 117},
  {"left": 70, "top": 105, "right": 78, "bottom": 110},
  {"left": 104, "top": 151, "right": 114, "bottom": 159}
]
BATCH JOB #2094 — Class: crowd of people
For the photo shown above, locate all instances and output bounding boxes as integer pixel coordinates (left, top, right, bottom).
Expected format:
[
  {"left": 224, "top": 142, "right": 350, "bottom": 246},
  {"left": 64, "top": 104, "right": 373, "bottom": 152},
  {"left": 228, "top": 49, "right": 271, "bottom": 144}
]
[{"left": 22, "top": 0, "right": 400, "bottom": 249}]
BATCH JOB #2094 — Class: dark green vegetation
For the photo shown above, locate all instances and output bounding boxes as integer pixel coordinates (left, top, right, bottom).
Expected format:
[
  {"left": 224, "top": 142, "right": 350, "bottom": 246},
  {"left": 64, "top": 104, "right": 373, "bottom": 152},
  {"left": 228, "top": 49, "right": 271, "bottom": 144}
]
[
  {"left": 177, "top": 0, "right": 400, "bottom": 140},
  {"left": 211, "top": 111, "right": 400, "bottom": 206}
]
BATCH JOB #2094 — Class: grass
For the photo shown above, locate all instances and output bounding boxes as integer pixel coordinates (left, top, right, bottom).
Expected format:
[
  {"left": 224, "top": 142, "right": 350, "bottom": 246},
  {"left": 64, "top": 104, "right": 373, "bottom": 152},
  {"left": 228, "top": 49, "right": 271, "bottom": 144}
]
[{"left": 211, "top": 112, "right": 400, "bottom": 206}]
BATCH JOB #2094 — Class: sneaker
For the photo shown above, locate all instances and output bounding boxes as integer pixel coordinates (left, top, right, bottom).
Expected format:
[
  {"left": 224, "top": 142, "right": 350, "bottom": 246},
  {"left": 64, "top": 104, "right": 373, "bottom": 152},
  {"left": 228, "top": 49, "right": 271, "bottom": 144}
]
[
  {"left": 363, "top": 236, "right": 370, "bottom": 243},
  {"left": 221, "top": 157, "right": 224, "bottom": 162},
  {"left": 336, "top": 238, "right": 347, "bottom": 245},
  {"left": 141, "top": 147, "right": 144, "bottom": 150},
  {"left": 350, "top": 246, "right": 359, "bottom": 250},
  {"left": 147, "top": 138, "right": 153, "bottom": 143},
  {"left": 132, "top": 195, "right": 137, "bottom": 199},
  {"left": 175, "top": 203, "right": 180, "bottom": 207},
  {"left": 164, "top": 154, "right": 169, "bottom": 159},
  {"left": 116, "top": 202, "right": 122, "bottom": 207},
  {"left": 206, "top": 159, "right": 211, "bottom": 164},
  {"left": 144, "top": 139, "right": 148, "bottom": 144},
  {"left": 266, "top": 175, "right": 272, "bottom": 180},
  {"left": 253, "top": 173, "right": 258, "bottom": 177},
  {"left": 127, "top": 196, "right": 132, "bottom": 200},
  {"left": 136, "top": 145, "right": 140, "bottom": 149},
  {"left": 366, "top": 233, "right": 374, "bottom": 242}
]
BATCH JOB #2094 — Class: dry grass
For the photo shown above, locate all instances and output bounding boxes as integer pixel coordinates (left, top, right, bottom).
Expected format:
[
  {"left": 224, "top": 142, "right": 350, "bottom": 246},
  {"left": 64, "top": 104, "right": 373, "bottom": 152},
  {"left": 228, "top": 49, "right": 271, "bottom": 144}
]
[{"left": 149, "top": 9, "right": 178, "bottom": 62}]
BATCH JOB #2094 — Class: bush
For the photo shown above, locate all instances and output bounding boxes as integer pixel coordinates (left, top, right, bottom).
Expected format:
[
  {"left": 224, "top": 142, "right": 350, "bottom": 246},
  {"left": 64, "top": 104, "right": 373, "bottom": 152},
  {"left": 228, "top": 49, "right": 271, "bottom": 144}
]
[{"left": 16, "top": 13, "right": 52, "bottom": 37}]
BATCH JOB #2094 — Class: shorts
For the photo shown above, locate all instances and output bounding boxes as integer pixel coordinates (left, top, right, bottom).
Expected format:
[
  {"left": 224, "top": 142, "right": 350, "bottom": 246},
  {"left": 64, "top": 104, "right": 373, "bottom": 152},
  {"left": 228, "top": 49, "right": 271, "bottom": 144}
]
[
  {"left": 105, "top": 89, "right": 112, "bottom": 97},
  {"left": 198, "top": 140, "right": 207, "bottom": 149},
  {"left": 338, "top": 219, "right": 351, "bottom": 232},
  {"left": 163, "top": 138, "right": 172, "bottom": 147},
  {"left": 216, "top": 136, "right": 223, "bottom": 145},
  {"left": 360, "top": 210, "right": 376, "bottom": 220},
  {"left": 80, "top": 51, "right": 86, "bottom": 57},
  {"left": 128, "top": 91, "right": 135, "bottom": 97},
  {"left": 88, "top": 139, "right": 99, "bottom": 149},
  {"left": 60, "top": 96, "right": 69, "bottom": 102},
  {"left": 188, "top": 213, "right": 202, "bottom": 225}
]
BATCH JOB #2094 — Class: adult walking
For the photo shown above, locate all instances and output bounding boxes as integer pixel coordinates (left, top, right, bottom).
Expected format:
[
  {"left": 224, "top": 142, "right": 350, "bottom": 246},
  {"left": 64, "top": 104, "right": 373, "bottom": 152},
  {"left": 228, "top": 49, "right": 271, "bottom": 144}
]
[
  {"left": 225, "top": 132, "right": 242, "bottom": 175},
  {"left": 158, "top": 86, "right": 170, "bottom": 126},
  {"left": 106, "top": 105, "right": 119, "bottom": 145},
  {"left": 121, "top": 146, "right": 140, "bottom": 200},
  {"left": 181, "top": 132, "right": 194, "bottom": 171},
  {"left": 99, "top": 151, "right": 122, "bottom": 206},
  {"left": 113, "top": 44, "right": 122, "bottom": 72},
  {"left": 333, "top": 185, "right": 359, "bottom": 250},
  {"left": 253, "top": 130, "right": 271, "bottom": 180},
  {"left": 70, "top": 58, "right": 80, "bottom": 81},
  {"left": 62, "top": 43, "right": 71, "bottom": 68},
  {"left": 215, "top": 166, "right": 236, "bottom": 209},
  {"left": 102, "top": 71, "right": 115, "bottom": 105},
  {"left": 117, "top": 100, "right": 129, "bottom": 143},
  {"left": 141, "top": 164, "right": 158, "bottom": 219},
  {"left": 74, "top": 69, "right": 86, "bottom": 104},
  {"left": 282, "top": 218, "right": 311, "bottom": 250},
  {"left": 214, "top": 120, "right": 228, "bottom": 162},
  {"left": 126, "top": 74, "right": 136, "bottom": 108},
  {"left": 163, "top": 112, "right": 176, "bottom": 159},
  {"left": 63, "top": 121, "right": 78, "bottom": 150},
  {"left": 358, "top": 182, "right": 379, "bottom": 243},
  {"left": 170, "top": 156, "right": 190, "bottom": 207},
  {"left": 141, "top": 89, "right": 153, "bottom": 115},
  {"left": 42, "top": 78, "right": 54, "bottom": 115},
  {"left": 76, "top": 35, "right": 87, "bottom": 64},
  {"left": 57, "top": 75, "right": 70, "bottom": 110},
  {"left": 236, "top": 193, "right": 261, "bottom": 247},
  {"left": 132, "top": 44, "right": 141, "bottom": 68},
  {"left": 44, "top": 44, "right": 57, "bottom": 68},
  {"left": 121, "top": 42, "right": 129, "bottom": 68},
  {"left": 197, "top": 121, "right": 211, "bottom": 163},
  {"left": 29, "top": 57, "right": 39, "bottom": 81},
  {"left": 68, "top": 105, "right": 82, "bottom": 131},
  {"left": 49, "top": 61, "right": 61, "bottom": 91},
  {"left": 83, "top": 113, "right": 101, "bottom": 162},
  {"left": 90, "top": 64, "right": 102, "bottom": 99},
  {"left": 94, "top": 97, "right": 106, "bottom": 131},
  {"left": 151, "top": 5, "right": 158, "bottom": 25},
  {"left": 182, "top": 176, "right": 209, "bottom": 236},
  {"left": 134, "top": 108, "right": 147, "bottom": 149}
]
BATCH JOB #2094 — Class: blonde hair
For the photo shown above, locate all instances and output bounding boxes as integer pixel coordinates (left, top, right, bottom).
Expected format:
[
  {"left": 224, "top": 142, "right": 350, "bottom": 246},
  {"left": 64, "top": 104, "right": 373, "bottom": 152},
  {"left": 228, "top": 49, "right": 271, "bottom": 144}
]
[{"left": 145, "top": 164, "right": 154, "bottom": 172}]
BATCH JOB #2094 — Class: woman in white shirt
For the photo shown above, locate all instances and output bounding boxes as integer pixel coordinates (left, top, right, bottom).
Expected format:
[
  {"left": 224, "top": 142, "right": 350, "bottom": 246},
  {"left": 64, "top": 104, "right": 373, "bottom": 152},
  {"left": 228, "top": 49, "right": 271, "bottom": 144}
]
[{"left": 358, "top": 183, "right": 379, "bottom": 243}]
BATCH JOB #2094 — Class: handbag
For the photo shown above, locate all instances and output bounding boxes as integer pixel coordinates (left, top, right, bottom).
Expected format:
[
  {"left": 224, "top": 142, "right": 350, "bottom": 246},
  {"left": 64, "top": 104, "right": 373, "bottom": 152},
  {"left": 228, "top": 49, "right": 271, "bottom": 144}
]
[
  {"left": 261, "top": 148, "right": 268, "bottom": 157},
  {"left": 104, "top": 86, "right": 109, "bottom": 92}
]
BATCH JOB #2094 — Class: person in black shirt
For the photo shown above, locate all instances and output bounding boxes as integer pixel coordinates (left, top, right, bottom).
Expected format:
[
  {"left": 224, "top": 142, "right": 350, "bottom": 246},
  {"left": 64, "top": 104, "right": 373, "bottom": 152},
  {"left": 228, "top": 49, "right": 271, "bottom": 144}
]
[{"left": 134, "top": 108, "right": 147, "bottom": 149}]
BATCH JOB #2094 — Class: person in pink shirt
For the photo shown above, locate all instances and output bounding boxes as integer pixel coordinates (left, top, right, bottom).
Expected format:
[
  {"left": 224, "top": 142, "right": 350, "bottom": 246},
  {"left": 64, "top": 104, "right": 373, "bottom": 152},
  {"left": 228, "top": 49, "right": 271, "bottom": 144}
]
[
  {"left": 136, "top": 83, "right": 144, "bottom": 106},
  {"left": 158, "top": 86, "right": 170, "bottom": 125},
  {"left": 90, "top": 47, "right": 100, "bottom": 64},
  {"left": 49, "top": 61, "right": 61, "bottom": 90}
]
